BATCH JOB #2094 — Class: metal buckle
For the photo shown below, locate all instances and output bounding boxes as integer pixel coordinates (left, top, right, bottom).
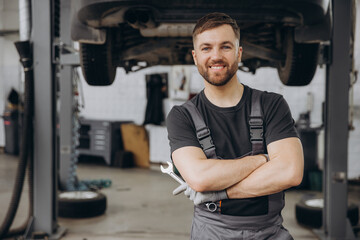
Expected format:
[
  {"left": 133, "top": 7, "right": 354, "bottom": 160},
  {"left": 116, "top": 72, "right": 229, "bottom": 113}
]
[{"left": 205, "top": 202, "right": 217, "bottom": 212}]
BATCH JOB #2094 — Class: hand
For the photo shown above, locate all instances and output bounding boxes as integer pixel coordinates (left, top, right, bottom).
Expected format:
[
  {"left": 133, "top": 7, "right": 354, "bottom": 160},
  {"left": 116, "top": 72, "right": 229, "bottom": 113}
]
[{"left": 173, "top": 183, "right": 228, "bottom": 205}]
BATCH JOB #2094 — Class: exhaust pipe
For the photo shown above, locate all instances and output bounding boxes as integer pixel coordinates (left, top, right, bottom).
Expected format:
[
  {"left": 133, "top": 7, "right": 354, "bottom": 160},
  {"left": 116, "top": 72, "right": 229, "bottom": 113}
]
[{"left": 124, "top": 9, "right": 156, "bottom": 29}]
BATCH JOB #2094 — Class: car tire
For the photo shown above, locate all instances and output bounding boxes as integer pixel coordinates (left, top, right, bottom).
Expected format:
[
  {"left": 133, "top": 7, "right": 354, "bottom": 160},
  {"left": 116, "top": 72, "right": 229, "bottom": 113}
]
[
  {"left": 295, "top": 196, "right": 359, "bottom": 229},
  {"left": 80, "top": 31, "right": 116, "bottom": 86},
  {"left": 277, "top": 29, "right": 319, "bottom": 86},
  {"left": 58, "top": 191, "right": 107, "bottom": 218}
]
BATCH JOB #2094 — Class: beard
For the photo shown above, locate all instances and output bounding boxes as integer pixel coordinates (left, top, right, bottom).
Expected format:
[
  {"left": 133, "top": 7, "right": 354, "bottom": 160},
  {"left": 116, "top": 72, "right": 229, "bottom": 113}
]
[{"left": 197, "top": 60, "right": 238, "bottom": 86}]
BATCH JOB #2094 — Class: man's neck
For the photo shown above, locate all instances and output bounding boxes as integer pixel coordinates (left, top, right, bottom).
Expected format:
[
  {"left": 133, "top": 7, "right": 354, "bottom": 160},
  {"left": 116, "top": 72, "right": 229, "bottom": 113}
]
[{"left": 204, "top": 78, "right": 244, "bottom": 108}]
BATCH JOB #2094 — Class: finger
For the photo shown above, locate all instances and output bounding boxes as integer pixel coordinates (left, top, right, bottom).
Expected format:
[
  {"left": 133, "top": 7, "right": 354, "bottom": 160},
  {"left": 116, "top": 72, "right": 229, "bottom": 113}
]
[
  {"left": 173, "top": 184, "right": 187, "bottom": 195},
  {"left": 194, "top": 192, "right": 207, "bottom": 205},
  {"left": 190, "top": 189, "right": 196, "bottom": 201},
  {"left": 185, "top": 187, "right": 191, "bottom": 196},
  {"left": 194, "top": 197, "right": 202, "bottom": 205}
]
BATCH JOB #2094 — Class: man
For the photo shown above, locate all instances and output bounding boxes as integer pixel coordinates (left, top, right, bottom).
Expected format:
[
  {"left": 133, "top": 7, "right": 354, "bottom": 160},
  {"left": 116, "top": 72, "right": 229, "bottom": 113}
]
[{"left": 166, "top": 12, "right": 304, "bottom": 239}]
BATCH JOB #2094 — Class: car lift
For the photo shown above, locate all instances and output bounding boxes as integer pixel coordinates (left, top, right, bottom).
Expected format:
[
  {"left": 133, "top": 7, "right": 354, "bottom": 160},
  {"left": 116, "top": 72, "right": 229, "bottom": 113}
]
[
  {"left": 315, "top": 0, "right": 356, "bottom": 239},
  {"left": 24, "top": 0, "right": 355, "bottom": 239},
  {"left": 23, "top": 0, "right": 75, "bottom": 238},
  {"left": 24, "top": 0, "right": 65, "bottom": 238}
]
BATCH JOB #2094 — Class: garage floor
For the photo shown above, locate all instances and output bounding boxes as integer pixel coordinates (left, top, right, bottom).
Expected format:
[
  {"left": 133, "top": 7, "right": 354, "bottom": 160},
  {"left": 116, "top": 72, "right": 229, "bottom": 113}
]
[{"left": 0, "top": 152, "right": 359, "bottom": 240}]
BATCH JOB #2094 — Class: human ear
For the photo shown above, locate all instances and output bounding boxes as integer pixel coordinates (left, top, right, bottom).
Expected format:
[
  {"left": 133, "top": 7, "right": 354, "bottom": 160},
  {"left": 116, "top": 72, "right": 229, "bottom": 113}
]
[
  {"left": 192, "top": 50, "right": 197, "bottom": 65},
  {"left": 238, "top": 47, "right": 243, "bottom": 62}
]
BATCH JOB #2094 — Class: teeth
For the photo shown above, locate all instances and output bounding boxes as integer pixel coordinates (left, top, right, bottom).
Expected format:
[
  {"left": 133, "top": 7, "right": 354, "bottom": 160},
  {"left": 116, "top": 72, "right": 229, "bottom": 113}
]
[{"left": 211, "top": 66, "right": 223, "bottom": 69}]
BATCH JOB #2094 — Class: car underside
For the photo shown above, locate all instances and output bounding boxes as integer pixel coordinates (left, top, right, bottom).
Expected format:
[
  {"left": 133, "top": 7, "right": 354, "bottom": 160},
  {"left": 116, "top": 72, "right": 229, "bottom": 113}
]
[{"left": 71, "top": 0, "right": 331, "bottom": 86}]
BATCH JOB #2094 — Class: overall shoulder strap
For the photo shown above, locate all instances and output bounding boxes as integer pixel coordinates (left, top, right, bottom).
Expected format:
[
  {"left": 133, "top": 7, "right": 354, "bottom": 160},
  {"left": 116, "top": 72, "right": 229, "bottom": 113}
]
[
  {"left": 249, "top": 89, "right": 265, "bottom": 155},
  {"left": 182, "top": 101, "right": 217, "bottom": 159}
]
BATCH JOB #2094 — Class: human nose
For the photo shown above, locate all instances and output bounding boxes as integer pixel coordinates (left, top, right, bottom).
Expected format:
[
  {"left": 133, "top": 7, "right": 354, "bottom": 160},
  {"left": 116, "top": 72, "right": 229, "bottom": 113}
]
[{"left": 210, "top": 47, "right": 222, "bottom": 61}]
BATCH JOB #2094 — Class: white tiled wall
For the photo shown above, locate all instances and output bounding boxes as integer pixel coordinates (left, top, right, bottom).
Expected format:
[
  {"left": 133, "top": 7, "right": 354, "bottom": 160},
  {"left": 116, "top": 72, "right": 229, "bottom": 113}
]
[
  {"left": 145, "top": 124, "right": 171, "bottom": 163},
  {"left": 78, "top": 66, "right": 172, "bottom": 125}
]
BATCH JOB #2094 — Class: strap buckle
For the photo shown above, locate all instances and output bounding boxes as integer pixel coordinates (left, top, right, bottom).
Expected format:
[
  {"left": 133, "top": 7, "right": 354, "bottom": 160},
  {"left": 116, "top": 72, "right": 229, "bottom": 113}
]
[
  {"left": 197, "top": 127, "right": 215, "bottom": 151},
  {"left": 249, "top": 118, "right": 264, "bottom": 142}
]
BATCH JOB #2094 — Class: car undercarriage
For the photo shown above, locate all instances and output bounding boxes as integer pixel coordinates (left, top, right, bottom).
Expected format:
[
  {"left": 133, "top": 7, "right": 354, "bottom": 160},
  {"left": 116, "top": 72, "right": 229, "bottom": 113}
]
[{"left": 71, "top": 0, "right": 331, "bottom": 86}]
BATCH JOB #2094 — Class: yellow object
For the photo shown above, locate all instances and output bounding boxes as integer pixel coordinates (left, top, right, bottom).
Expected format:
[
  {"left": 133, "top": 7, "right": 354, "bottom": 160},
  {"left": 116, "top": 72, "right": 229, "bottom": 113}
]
[{"left": 120, "top": 124, "right": 150, "bottom": 168}]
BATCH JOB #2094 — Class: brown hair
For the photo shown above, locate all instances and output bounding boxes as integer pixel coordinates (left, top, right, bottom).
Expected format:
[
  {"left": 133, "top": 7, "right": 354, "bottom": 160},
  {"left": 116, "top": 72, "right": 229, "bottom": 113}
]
[{"left": 192, "top": 12, "right": 240, "bottom": 43}]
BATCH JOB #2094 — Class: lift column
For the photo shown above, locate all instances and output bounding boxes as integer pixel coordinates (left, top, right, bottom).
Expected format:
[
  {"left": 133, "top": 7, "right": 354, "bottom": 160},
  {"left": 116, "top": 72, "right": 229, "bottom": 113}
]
[
  {"left": 58, "top": 0, "right": 80, "bottom": 191},
  {"left": 321, "top": 0, "right": 355, "bottom": 239},
  {"left": 30, "top": 0, "right": 65, "bottom": 238}
]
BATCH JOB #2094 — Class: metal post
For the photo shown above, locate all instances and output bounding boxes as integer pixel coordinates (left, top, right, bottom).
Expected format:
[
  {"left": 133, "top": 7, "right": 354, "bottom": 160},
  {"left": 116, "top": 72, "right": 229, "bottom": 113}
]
[
  {"left": 30, "top": 0, "right": 66, "bottom": 238},
  {"left": 58, "top": 0, "right": 80, "bottom": 190},
  {"left": 316, "top": 0, "right": 355, "bottom": 239}
]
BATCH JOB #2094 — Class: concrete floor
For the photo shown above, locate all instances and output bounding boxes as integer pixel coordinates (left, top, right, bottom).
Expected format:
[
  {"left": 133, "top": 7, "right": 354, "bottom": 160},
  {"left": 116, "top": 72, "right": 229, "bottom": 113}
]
[{"left": 0, "top": 153, "right": 358, "bottom": 240}]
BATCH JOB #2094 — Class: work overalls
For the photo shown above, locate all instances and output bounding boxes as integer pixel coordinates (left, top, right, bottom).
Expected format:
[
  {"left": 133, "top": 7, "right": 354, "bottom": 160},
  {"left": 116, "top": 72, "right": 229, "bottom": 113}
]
[{"left": 181, "top": 89, "right": 293, "bottom": 240}]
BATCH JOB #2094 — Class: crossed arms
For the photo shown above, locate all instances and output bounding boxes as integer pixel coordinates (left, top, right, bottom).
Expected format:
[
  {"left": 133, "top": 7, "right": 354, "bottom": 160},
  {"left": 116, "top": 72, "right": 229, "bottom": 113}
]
[{"left": 172, "top": 137, "right": 304, "bottom": 199}]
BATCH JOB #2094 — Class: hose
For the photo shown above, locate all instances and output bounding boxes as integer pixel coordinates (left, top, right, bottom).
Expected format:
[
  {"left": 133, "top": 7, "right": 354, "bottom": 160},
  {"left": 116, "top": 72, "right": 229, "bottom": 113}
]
[
  {"left": 6, "top": 133, "right": 34, "bottom": 238},
  {"left": 0, "top": 41, "right": 34, "bottom": 239}
]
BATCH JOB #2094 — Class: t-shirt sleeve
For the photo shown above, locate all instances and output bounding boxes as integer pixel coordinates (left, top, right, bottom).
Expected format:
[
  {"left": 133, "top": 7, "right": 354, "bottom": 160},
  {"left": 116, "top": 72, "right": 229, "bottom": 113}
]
[
  {"left": 166, "top": 105, "right": 202, "bottom": 154},
  {"left": 262, "top": 93, "right": 299, "bottom": 145}
]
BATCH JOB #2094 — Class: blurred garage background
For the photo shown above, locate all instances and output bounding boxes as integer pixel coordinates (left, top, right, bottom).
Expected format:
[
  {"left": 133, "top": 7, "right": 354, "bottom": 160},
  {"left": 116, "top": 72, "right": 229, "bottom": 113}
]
[{"left": 0, "top": 0, "right": 359, "bottom": 239}]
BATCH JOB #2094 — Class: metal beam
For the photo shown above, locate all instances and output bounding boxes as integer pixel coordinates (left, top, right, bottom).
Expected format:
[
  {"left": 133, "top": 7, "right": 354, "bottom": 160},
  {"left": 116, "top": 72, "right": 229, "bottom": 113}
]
[
  {"left": 59, "top": 0, "right": 80, "bottom": 190},
  {"left": 316, "top": 0, "right": 355, "bottom": 239},
  {"left": 30, "top": 0, "right": 65, "bottom": 238}
]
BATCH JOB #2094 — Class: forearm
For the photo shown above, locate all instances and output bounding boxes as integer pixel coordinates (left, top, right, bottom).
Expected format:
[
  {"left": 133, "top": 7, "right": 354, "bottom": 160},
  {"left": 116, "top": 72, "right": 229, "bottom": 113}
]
[
  {"left": 226, "top": 160, "right": 295, "bottom": 198},
  {"left": 190, "top": 156, "right": 266, "bottom": 192},
  {"left": 172, "top": 147, "right": 267, "bottom": 192},
  {"left": 227, "top": 138, "right": 304, "bottom": 199}
]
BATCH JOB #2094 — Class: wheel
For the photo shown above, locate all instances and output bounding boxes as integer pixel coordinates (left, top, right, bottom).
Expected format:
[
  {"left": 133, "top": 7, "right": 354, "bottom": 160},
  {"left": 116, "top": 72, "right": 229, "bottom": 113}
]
[
  {"left": 277, "top": 29, "right": 319, "bottom": 86},
  {"left": 58, "top": 191, "right": 107, "bottom": 218},
  {"left": 295, "top": 196, "right": 359, "bottom": 229},
  {"left": 80, "top": 31, "right": 116, "bottom": 86}
]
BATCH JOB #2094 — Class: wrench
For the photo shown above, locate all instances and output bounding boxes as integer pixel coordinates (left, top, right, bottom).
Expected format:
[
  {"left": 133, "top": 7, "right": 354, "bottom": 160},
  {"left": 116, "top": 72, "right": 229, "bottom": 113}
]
[
  {"left": 160, "top": 161, "right": 185, "bottom": 185},
  {"left": 161, "top": 161, "right": 217, "bottom": 212}
]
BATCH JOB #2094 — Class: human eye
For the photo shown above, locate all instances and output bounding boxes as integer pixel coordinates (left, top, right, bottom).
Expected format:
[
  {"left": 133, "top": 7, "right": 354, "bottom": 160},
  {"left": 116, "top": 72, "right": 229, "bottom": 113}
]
[
  {"left": 201, "top": 47, "right": 210, "bottom": 52},
  {"left": 222, "top": 45, "right": 231, "bottom": 50}
]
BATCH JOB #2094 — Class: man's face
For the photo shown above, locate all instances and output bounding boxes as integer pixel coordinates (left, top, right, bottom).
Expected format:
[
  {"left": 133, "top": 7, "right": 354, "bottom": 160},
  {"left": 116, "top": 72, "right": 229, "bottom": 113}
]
[{"left": 192, "top": 24, "right": 242, "bottom": 86}]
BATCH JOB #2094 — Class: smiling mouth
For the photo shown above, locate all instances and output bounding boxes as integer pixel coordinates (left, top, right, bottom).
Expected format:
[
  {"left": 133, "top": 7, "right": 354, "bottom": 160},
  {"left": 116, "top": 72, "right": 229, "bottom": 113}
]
[{"left": 209, "top": 65, "right": 226, "bottom": 70}]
